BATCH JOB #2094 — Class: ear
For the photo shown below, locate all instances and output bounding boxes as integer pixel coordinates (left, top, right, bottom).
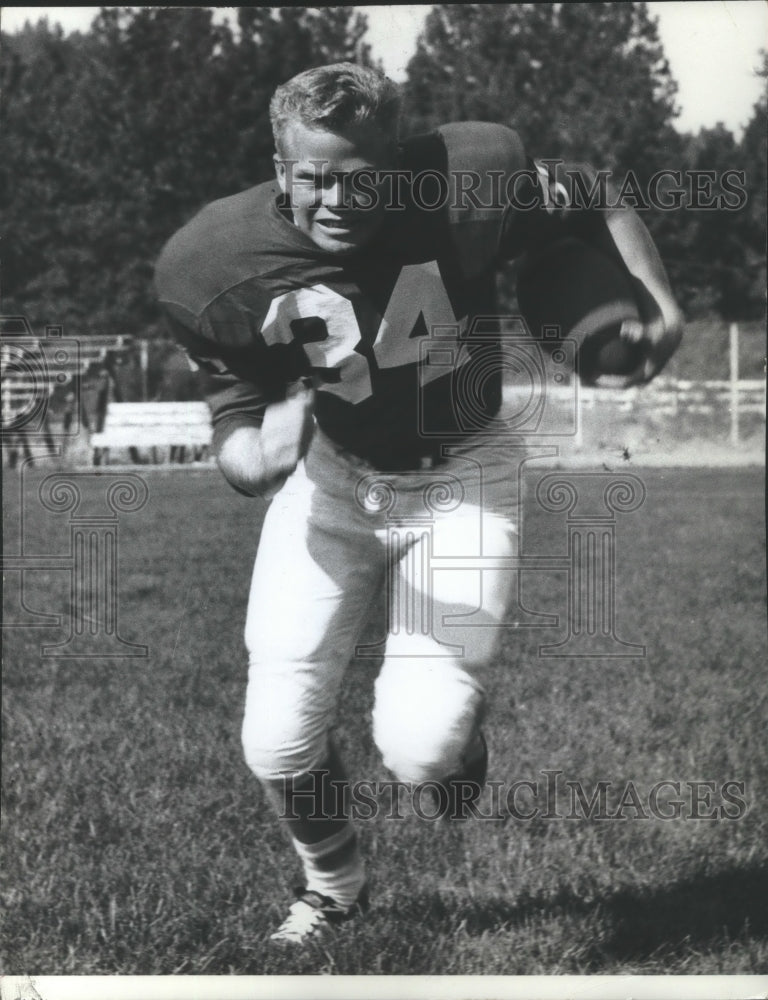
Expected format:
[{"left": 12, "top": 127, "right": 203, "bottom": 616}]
[{"left": 273, "top": 153, "right": 287, "bottom": 194}]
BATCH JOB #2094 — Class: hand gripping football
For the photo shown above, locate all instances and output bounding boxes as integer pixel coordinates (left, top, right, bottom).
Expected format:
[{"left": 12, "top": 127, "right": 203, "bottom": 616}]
[{"left": 516, "top": 237, "right": 646, "bottom": 384}]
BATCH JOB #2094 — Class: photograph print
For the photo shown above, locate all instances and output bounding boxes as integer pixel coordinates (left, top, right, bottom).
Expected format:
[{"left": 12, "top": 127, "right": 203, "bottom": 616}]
[{"left": 1, "top": 2, "right": 766, "bottom": 993}]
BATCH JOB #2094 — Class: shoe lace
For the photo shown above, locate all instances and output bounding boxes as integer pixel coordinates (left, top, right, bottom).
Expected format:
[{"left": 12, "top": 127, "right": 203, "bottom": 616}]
[{"left": 272, "top": 898, "right": 330, "bottom": 942}]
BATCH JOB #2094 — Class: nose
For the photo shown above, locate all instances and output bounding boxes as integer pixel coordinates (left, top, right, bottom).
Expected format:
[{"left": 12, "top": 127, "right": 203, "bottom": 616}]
[{"left": 320, "top": 172, "right": 348, "bottom": 210}]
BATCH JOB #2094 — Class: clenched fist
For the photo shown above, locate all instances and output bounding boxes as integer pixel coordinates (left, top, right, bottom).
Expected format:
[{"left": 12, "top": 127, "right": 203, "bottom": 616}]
[
  {"left": 216, "top": 381, "right": 315, "bottom": 499},
  {"left": 259, "top": 381, "right": 316, "bottom": 487}
]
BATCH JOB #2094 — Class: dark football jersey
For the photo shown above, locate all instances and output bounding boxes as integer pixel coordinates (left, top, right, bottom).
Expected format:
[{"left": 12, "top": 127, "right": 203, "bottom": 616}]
[{"left": 156, "top": 121, "right": 549, "bottom": 469}]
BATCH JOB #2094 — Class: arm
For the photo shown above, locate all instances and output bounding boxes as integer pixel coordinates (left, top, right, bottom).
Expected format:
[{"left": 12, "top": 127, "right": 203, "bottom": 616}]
[
  {"left": 510, "top": 159, "right": 684, "bottom": 386},
  {"left": 215, "top": 384, "right": 315, "bottom": 499},
  {"left": 556, "top": 163, "right": 683, "bottom": 385},
  {"left": 158, "top": 303, "right": 314, "bottom": 499},
  {"left": 570, "top": 166, "right": 683, "bottom": 384}
]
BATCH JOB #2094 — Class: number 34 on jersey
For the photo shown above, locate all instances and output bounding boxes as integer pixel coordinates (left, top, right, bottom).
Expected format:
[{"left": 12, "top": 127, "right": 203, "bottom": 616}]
[{"left": 260, "top": 261, "right": 470, "bottom": 404}]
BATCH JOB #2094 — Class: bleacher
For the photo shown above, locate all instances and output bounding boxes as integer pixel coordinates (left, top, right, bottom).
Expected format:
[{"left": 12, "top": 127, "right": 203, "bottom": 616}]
[
  {"left": 1, "top": 318, "right": 134, "bottom": 428},
  {"left": 1, "top": 317, "right": 138, "bottom": 464},
  {"left": 91, "top": 401, "right": 211, "bottom": 465}
]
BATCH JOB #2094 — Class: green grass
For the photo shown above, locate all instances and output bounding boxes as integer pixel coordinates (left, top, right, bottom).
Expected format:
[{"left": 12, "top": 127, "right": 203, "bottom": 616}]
[{"left": 2, "top": 464, "right": 766, "bottom": 974}]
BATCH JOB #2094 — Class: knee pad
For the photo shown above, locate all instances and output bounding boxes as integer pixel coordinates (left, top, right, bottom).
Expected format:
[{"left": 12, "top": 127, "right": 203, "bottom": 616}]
[{"left": 372, "top": 643, "right": 485, "bottom": 783}]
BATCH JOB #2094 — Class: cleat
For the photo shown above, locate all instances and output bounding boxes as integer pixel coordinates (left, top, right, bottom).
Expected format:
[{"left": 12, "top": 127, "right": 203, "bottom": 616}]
[
  {"left": 269, "top": 885, "right": 368, "bottom": 944},
  {"left": 437, "top": 732, "right": 489, "bottom": 820}
]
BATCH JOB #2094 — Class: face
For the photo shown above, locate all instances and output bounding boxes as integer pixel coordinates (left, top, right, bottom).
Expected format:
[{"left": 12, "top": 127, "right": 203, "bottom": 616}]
[{"left": 274, "top": 120, "right": 394, "bottom": 254}]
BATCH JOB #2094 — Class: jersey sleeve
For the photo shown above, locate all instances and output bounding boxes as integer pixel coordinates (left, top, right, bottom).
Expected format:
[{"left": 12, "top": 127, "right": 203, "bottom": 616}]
[
  {"left": 428, "top": 122, "right": 531, "bottom": 273},
  {"left": 158, "top": 300, "right": 273, "bottom": 456},
  {"left": 154, "top": 194, "right": 305, "bottom": 456},
  {"left": 430, "top": 123, "right": 575, "bottom": 266},
  {"left": 497, "top": 156, "right": 575, "bottom": 259}
]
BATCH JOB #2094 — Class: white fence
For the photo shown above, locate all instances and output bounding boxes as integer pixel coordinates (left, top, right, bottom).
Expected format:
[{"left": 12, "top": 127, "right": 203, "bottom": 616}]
[
  {"left": 579, "top": 378, "right": 765, "bottom": 414},
  {"left": 580, "top": 378, "right": 765, "bottom": 448},
  {"left": 503, "top": 377, "right": 766, "bottom": 448},
  {"left": 1, "top": 333, "right": 135, "bottom": 428}
]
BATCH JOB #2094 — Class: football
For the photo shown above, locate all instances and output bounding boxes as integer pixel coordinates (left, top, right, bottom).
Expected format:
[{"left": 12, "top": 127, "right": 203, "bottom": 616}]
[
  {"left": 516, "top": 237, "right": 646, "bottom": 383},
  {"left": 578, "top": 320, "right": 646, "bottom": 380}
]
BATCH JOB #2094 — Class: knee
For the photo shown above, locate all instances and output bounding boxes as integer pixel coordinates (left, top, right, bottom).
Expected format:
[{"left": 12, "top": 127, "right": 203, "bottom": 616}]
[
  {"left": 372, "top": 649, "right": 485, "bottom": 783},
  {"left": 241, "top": 705, "right": 329, "bottom": 780},
  {"left": 241, "top": 664, "right": 330, "bottom": 780}
]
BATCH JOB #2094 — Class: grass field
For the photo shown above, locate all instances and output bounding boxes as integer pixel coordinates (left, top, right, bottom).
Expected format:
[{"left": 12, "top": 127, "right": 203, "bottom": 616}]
[{"left": 2, "top": 462, "right": 766, "bottom": 976}]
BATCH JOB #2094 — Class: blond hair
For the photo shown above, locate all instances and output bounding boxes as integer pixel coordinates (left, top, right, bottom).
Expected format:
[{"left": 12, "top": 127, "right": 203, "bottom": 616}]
[{"left": 270, "top": 62, "right": 401, "bottom": 153}]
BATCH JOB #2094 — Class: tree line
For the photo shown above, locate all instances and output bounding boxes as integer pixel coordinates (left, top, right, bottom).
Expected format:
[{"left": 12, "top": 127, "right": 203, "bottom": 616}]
[{"left": 2, "top": 5, "right": 765, "bottom": 358}]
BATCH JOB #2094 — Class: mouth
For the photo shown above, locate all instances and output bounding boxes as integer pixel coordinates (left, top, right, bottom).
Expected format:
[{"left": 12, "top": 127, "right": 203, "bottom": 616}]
[{"left": 315, "top": 216, "right": 362, "bottom": 233}]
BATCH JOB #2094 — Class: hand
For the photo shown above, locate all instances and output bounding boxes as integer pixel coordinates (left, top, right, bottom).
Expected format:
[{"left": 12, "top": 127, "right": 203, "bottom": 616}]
[
  {"left": 594, "top": 310, "right": 684, "bottom": 389},
  {"left": 215, "top": 382, "right": 315, "bottom": 499},
  {"left": 259, "top": 381, "right": 316, "bottom": 483}
]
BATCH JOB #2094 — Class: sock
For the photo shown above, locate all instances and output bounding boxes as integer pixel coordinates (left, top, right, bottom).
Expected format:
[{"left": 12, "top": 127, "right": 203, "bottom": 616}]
[
  {"left": 292, "top": 824, "right": 366, "bottom": 907},
  {"left": 261, "top": 736, "right": 366, "bottom": 907}
]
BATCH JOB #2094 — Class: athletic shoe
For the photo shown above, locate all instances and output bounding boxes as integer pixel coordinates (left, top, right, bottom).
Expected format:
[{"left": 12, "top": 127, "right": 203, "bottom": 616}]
[{"left": 269, "top": 884, "right": 369, "bottom": 944}]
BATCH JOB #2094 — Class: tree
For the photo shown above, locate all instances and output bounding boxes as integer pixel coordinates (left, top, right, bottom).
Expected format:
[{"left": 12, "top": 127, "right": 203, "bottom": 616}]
[
  {"left": 0, "top": 21, "right": 91, "bottom": 325},
  {"left": 403, "top": 3, "right": 680, "bottom": 181},
  {"left": 738, "top": 51, "right": 767, "bottom": 319},
  {"left": 670, "top": 125, "right": 753, "bottom": 319},
  {"left": 670, "top": 52, "right": 766, "bottom": 321}
]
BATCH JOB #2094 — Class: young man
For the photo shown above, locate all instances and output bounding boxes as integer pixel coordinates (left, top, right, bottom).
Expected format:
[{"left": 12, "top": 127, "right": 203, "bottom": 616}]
[{"left": 155, "top": 63, "right": 682, "bottom": 944}]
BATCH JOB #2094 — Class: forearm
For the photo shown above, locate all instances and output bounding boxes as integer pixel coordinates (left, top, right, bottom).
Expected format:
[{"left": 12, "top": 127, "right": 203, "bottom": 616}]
[
  {"left": 216, "top": 424, "right": 282, "bottom": 498},
  {"left": 601, "top": 207, "right": 683, "bottom": 331},
  {"left": 215, "top": 385, "right": 315, "bottom": 498},
  {"left": 559, "top": 166, "right": 684, "bottom": 380},
  {"left": 526, "top": 161, "right": 683, "bottom": 332}
]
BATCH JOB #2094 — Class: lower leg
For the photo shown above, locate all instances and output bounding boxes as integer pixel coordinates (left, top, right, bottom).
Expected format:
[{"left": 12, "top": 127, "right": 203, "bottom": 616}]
[{"left": 260, "top": 737, "right": 365, "bottom": 907}]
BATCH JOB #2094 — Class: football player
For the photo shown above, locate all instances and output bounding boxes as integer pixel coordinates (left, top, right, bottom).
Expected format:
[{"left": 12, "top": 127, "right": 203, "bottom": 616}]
[{"left": 155, "top": 63, "right": 682, "bottom": 944}]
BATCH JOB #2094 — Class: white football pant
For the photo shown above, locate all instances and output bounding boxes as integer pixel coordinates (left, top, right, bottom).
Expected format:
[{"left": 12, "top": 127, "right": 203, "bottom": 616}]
[{"left": 242, "top": 428, "right": 521, "bottom": 784}]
